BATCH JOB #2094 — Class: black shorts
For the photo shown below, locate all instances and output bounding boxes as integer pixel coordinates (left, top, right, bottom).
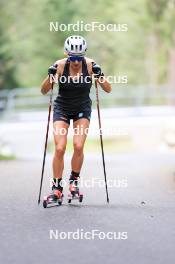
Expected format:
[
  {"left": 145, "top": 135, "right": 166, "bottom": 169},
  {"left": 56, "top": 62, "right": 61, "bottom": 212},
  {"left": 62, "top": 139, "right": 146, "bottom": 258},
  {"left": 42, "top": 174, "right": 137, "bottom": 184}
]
[{"left": 53, "top": 107, "right": 92, "bottom": 125}]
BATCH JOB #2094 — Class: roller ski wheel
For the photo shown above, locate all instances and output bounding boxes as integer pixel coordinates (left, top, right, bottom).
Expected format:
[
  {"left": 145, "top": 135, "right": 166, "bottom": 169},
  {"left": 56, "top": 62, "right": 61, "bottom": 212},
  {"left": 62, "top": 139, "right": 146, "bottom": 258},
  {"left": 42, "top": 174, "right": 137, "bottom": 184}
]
[
  {"left": 43, "top": 190, "right": 63, "bottom": 208},
  {"left": 67, "top": 185, "right": 83, "bottom": 204},
  {"left": 79, "top": 194, "right": 83, "bottom": 203}
]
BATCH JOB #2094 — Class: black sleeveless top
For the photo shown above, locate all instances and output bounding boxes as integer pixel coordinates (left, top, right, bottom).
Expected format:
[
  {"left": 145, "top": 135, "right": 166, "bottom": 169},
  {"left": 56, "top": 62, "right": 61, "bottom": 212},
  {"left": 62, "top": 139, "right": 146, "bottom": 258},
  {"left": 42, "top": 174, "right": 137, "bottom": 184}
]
[{"left": 54, "top": 58, "right": 92, "bottom": 115}]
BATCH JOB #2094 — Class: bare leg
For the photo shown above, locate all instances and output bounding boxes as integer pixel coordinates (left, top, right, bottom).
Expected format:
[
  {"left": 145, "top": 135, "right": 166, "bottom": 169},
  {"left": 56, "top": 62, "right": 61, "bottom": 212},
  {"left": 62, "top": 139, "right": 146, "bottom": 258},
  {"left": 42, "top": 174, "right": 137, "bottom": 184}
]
[
  {"left": 71, "top": 118, "right": 90, "bottom": 173},
  {"left": 52, "top": 121, "right": 69, "bottom": 179}
]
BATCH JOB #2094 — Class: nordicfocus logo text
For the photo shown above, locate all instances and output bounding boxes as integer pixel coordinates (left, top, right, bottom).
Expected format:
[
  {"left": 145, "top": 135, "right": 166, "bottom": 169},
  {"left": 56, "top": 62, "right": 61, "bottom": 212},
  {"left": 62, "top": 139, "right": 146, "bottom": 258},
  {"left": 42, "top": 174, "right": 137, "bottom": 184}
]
[
  {"left": 50, "top": 177, "right": 128, "bottom": 189},
  {"left": 49, "top": 74, "right": 128, "bottom": 85},
  {"left": 49, "top": 229, "right": 128, "bottom": 240},
  {"left": 49, "top": 21, "right": 128, "bottom": 32}
]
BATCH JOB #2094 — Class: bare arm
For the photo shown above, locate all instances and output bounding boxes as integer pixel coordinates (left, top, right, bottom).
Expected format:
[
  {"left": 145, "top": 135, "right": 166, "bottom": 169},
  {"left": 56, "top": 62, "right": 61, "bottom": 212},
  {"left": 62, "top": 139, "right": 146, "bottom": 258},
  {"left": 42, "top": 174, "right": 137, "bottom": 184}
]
[
  {"left": 88, "top": 59, "right": 112, "bottom": 93},
  {"left": 97, "top": 76, "right": 112, "bottom": 93},
  {"left": 41, "top": 75, "right": 53, "bottom": 95},
  {"left": 41, "top": 59, "right": 66, "bottom": 95}
]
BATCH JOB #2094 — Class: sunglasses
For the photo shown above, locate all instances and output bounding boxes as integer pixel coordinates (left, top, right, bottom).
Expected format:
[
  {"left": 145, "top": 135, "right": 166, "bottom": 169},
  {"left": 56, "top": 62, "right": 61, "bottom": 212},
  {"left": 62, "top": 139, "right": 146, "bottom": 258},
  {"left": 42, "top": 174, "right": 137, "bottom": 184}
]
[{"left": 69, "top": 56, "right": 84, "bottom": 62}]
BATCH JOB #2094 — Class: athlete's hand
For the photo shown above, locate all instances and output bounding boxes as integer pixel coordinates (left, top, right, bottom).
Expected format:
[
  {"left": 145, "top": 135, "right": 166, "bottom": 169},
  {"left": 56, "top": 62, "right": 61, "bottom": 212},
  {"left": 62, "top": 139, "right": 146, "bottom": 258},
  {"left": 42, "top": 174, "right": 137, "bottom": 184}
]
[
  {"left": 48, "top": 64, "right": 58, "bottom": 76},
  {"left": 92, "top": 62, "right": 104, "bottom": 78}
]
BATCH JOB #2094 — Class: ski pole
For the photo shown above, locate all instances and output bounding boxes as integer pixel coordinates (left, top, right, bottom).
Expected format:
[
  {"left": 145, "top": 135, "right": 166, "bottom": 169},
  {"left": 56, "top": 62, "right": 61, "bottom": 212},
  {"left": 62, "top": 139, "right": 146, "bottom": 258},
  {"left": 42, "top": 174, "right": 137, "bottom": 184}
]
[
  {"left": 95, "top": 80, "right": 109, "bottom": 203},
  {"left": 38, "top": 81, "right": 53, "bottom": 204}
]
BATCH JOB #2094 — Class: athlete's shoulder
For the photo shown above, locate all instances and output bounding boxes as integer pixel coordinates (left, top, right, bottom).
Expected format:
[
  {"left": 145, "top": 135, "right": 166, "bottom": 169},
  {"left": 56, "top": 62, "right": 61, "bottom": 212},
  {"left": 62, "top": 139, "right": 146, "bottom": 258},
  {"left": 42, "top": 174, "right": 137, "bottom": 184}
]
[
  {"left": 54, "top": 58, "right": 67, "bottom": 66},
  {"left": 84, "top": 57, "right": 94, "bottom": 64},
  {"left": 85, "top": 57, "right": 94, "bottom": 75},
  {"left": 54, "top": 58, "right": 67, "bottom": 75}
]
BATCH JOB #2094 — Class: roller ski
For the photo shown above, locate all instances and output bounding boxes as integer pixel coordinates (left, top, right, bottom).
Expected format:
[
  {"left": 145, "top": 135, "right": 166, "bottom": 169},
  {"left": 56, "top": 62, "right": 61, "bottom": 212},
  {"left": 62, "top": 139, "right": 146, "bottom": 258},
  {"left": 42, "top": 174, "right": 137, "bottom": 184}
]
[
  {"left": 67, "top": 174, "right": 83, "bottom": 204},
  {"left": 43, "top": 178, "right": 63, "bottom": 208}
]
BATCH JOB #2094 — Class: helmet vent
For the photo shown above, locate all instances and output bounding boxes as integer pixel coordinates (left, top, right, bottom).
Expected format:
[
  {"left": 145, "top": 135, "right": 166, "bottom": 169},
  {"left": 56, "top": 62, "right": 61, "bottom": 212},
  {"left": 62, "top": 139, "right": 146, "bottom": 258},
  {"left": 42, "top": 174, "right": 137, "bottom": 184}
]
[{"left": 64, "top": 35, "right": 87, "bottom": 55}]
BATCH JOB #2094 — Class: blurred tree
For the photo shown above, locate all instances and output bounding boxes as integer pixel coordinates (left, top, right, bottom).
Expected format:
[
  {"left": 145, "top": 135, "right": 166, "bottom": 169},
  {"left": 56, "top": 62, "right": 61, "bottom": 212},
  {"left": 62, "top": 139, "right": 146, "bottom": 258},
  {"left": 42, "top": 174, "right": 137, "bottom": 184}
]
[
  {"left": 0, "top": 4, "right": 18, "bottom": 90},
  {"left": 0, "top": 0, "right": 175, "bottom": 90},
  {"left": 146, "top": 0, "right": 175, "bottom": 87}
]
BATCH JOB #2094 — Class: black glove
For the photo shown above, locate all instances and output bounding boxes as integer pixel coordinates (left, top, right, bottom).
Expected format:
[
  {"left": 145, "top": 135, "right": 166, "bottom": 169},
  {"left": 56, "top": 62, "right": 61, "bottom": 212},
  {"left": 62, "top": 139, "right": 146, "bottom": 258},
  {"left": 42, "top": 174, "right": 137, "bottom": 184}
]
[
  {"left": 48, "top": 64, "right": 58, "bottom": 75},
  {"left": 92, "top": 62, "right": 104, "bottom": 78}
]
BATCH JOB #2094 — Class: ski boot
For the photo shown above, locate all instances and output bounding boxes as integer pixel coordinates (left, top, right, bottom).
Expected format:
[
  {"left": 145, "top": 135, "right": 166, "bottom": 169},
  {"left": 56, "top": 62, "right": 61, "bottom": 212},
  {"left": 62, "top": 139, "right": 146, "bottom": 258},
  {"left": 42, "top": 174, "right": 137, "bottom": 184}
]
[
  {"left": 43, "top": 178, "right": 64, "bottom": 208},
  {"left": 67, "top": 174, "right": 83, "bottom": 204}
]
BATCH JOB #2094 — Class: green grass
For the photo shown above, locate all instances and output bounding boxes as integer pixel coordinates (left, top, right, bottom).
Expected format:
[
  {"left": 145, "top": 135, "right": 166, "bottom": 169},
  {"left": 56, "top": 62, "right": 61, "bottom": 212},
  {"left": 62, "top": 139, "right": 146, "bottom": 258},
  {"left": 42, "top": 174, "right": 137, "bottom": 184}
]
[
  {"left": 48, "top": 136, "right": 134, "bottom": 154},
  {"left": 0, "top": 154, "right": 16, "bottom": 161}
]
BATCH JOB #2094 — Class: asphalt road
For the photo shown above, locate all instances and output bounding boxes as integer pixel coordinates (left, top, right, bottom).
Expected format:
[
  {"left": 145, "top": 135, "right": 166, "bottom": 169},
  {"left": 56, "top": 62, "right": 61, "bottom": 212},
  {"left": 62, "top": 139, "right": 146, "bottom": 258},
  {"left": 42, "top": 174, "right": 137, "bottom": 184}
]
[{"left": 0, "top": 152, "right": 175, "bottom": 264}]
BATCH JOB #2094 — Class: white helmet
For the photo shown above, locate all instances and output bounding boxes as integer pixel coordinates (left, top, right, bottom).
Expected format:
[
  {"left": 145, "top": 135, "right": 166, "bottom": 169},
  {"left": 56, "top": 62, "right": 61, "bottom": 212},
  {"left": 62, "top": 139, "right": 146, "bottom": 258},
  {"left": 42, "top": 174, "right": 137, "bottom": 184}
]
[{"left": 64, "top": 35, "right": 87, "bottom": 56}]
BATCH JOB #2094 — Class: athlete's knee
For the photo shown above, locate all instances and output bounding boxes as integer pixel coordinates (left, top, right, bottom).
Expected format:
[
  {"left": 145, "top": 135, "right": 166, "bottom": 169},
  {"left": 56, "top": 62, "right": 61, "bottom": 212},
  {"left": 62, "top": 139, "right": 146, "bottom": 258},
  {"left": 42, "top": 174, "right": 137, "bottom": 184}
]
[
  {"left": 55, "top": 144, "right": 66, "bottom": 157},
  {"left": 73, "top": 142, "right": 84, "bottom": 155}
]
